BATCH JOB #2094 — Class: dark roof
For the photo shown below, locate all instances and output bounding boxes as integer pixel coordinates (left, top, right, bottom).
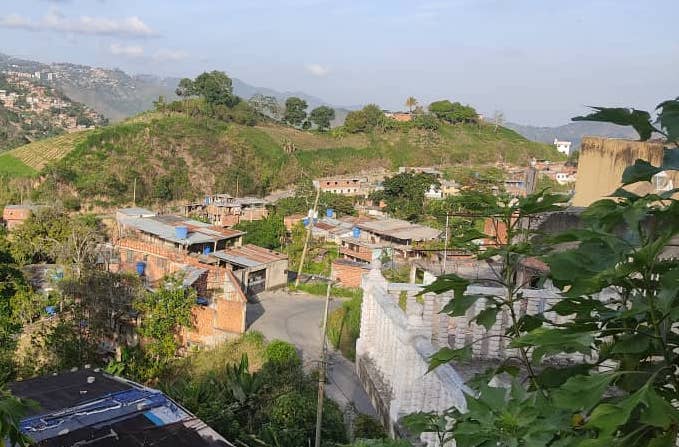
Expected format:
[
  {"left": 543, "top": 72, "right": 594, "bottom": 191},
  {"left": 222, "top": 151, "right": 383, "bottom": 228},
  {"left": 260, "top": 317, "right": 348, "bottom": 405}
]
[{"left": 9, "top": 369, "right": 235, "bottom": 447}]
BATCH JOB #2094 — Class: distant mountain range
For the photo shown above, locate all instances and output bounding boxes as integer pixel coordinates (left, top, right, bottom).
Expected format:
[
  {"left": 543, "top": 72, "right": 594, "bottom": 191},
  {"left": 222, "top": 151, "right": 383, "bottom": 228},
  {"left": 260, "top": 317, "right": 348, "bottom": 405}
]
[
  {"left": 0, "top": 52, "right": 641, "bottom": 143},
  {"left": 505, "top": 121, "right": 638, "bottom": 150},
  {"left": 0, "top": 52, "right": 350, "bottom": 123}
]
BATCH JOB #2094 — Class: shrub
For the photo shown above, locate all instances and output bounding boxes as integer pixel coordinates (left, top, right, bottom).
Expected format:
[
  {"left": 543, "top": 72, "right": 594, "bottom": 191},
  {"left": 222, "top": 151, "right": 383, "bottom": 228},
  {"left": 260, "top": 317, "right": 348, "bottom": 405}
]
[
  {"left": 265, "top": 340, "right": 300, "bottom": 366},
  {"left": 353, "top": 414, "right": 386, "bottom": 440}
]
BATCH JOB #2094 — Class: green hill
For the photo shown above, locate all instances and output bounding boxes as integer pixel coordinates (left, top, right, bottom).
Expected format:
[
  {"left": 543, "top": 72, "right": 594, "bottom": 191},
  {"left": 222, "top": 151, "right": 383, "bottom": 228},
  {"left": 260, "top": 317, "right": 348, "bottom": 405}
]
[{"left": 8, "top": 112, "right": 560, "bottom": 208}]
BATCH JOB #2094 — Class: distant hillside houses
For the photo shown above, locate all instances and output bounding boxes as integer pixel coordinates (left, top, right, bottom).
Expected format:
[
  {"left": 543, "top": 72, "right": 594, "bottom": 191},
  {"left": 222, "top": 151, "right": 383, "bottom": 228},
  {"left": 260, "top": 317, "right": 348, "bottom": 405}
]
[{"left": 553, "top": 138, "right": 573, "bottom": 156}]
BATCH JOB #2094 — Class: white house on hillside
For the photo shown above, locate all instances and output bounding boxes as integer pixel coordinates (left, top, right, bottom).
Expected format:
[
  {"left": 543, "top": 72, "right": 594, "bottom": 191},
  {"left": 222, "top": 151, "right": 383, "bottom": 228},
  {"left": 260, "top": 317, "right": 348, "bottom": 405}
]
[{"left": 554, "top": 138, "right": 572, "bottom": 156}]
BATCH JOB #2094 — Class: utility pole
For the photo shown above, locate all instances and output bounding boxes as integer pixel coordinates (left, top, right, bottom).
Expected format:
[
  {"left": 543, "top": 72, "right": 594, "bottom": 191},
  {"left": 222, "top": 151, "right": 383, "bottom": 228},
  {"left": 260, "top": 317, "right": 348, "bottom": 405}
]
[
  {"left": 132, "top": 177, "right": 137, "bottom": 207},
  {"left": 295, "top": 186, "right": 321, "bottom": 287},
  {"left": 314, "top": 280, "right": 332, "bottom": 447},
  {"left": 442, "top": 212, "right": 449, "bottom": 274}
]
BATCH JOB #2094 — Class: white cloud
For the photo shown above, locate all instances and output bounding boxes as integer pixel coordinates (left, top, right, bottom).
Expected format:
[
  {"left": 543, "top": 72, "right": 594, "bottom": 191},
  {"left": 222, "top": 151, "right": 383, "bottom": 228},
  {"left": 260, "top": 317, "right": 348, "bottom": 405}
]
[
  {"left": 305, "top": 63, "right": 330, "bottom": 77},
  {"left": 0, "top": 9, "right": 156, "bottom": 37},
  {"left": 109, "top": 42, "right": 144, "bottom": 58},
  {"left": 153, "top": 49, "right": 189, "bottom": 62}
]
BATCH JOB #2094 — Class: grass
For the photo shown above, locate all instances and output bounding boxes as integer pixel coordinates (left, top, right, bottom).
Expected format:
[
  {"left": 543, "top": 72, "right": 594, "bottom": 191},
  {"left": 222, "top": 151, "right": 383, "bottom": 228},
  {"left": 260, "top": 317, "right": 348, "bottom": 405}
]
[
  {"left": 7, "top": 131, "right": 90, "bottom": 170},
  {"left": 327, "top": 295, "right": 362, "bottom": 360},
  {"left": 166, "top": 331, "right": 268, "bottom": 381},
  {"left": 0, "top": 153, "right": 37, "bottom": 177},
  {"left": 288, "top": 281, "right": 363, "bottom": 299},
  {"left": 3, "top": 112, "right": 563, "bottom": 208}
]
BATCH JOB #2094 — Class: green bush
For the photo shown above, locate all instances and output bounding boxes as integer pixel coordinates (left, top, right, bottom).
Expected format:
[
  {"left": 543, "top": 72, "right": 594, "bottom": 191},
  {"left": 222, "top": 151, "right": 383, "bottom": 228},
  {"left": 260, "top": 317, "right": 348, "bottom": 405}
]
[
  {"left": 327, "top": 295, "right": 362, "bottom": 360},
  {"left": 265, "top": 340, "right": 300, "bottom": 366},
  {"left": 353, "top": 413, "right": 387, "bottom": 440}
]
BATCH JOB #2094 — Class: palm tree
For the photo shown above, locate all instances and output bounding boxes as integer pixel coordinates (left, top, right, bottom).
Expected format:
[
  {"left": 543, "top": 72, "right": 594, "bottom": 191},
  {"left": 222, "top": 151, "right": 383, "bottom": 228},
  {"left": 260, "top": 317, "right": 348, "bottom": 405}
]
[{"left": 405, "top": 96, "right": 418, "bottom": 113}]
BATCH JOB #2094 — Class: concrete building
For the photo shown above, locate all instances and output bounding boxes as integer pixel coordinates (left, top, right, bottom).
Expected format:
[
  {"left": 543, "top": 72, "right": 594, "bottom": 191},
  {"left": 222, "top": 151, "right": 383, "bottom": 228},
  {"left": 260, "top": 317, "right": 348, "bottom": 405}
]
[
  {"left": 184, "top": 194, "right": 268, "bottom": 227},
  {"left": 10, "top": 369, "right": 236, "bottom": 446},
  {"left": 117, "top": 208, "right": 244, "bottom": 255},
  {"left": 114, "top": 238, "right": 247, "bottom": 345},
  {"left": 2, "top": 204, "right": 37, "bottom": 230},
  {"left": 211, "top": 244, "right": 288, "bottom": 295},
  {"left": 331, "top": 258, "right": 370, "bottom": 288},
  {"left": 572, "top": 137, "right": 678, "bottom": 207},
  {"left": 313, "top": 176, "right": 372, "bottom": 196},
  {"left": 384, "top": 111, "right": 413, "bottom": 122},
  {"left": 553, "top": 138, "right": 573, "bottom": 156}
]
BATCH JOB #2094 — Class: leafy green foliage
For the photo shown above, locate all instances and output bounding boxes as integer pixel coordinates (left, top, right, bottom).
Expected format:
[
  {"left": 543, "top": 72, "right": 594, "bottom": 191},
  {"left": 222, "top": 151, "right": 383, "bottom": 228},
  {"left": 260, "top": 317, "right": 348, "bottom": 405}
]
[
  {"left": 428, "top": 100, "right": 477, "bottom": 123},
  {"left": 193, "top": 71, "right": 239, "bottom": 108},
  {"left": 283, "top": 97, "right": 308, "bottom": 127},
  {"left": 234, "top": 214, "right": 285, "bottom": 249},
  {"left": 371, "top": 172, "right": 440, "bottom": 221},
  {"left": 135, "top": 279, "right": 195, "bottom": 364},
  {"left": 343, "top": 104, "right": 386, "bottom": 133},
  {"left": 264, "top": 340, "right": 300, "bottom": 367},
  {"left": 0, "top": 388, "right": 34, "bottom": 447},
  {"left": 415, "top": 97, "right": 679, "bottom": 446},
  {"left": 327, "top": 295, "right": 363, "bottom": 360},
  {"left": 309, "top": 106, "right": 336, "bottom": 131}
]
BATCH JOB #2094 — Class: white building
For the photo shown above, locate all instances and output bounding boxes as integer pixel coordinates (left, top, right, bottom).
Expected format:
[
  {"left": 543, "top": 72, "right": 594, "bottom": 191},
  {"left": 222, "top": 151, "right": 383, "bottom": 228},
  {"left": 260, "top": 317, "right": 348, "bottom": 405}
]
[{"left": 554, "top": 138, "right": 572, "bottom": 156}]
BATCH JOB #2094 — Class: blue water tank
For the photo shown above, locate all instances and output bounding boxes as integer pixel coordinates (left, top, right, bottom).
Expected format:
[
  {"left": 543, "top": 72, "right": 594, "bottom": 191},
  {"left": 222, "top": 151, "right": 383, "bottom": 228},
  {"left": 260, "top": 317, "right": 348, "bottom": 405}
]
[
  {"left": 175, "top": 226, "right": 189, "bottom": 239},
  {"left": 352, "top": 227, "right": 361, "bottom": 238},
  {"left": 326, "top": 208, "right": 334, "bottom": 218},
  {"left": 303, "top": 217, "right": 310, "bottom": 227},
  {"left": 45, "top": 306, "right": 56, "bottom": 316},
  {"left": 203, "top": 246, "right": 212, "bottom": 255},
  {"left": 196, "top": 297, "right": 209, "bottom": 306},
  {"left": 136, "top": 261, "right": 146, "bottom": 276}
]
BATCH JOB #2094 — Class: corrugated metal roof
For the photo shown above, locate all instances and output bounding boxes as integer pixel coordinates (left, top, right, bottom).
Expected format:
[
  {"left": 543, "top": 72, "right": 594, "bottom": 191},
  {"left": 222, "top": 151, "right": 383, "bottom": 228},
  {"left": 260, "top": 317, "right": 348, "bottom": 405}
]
[
  {"left": 180, "top": 265, "right": 207, "bottom": 287},
  {"left": 120, "top": 215, "right": 243, "bottom": 245},
  {"left": 357, "top": 218, "right": 441, "bottom": 241},
  {"left": 118, "top": 207, "right": 156, "bottom": 216},
  {"left": 212, "top": 244, "right": 287, "bottom": 268}
]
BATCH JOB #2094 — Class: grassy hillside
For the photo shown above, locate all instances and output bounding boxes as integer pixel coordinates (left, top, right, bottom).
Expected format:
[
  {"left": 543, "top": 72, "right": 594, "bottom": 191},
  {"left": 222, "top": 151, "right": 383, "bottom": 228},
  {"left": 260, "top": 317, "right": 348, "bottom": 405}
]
[
  {"left": 6, "top": 131, "right": 90, "bottom": 170},
  {"left": 0, "top": 153, "right": 36, "bottom": 178},
  {"left": 8, "top": 112, "right": 560, "bottom": 208}
]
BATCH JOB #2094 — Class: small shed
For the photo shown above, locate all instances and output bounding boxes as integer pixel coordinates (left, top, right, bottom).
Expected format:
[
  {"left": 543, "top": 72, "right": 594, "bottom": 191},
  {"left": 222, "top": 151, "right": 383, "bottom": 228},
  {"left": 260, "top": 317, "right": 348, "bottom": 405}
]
[{"left": 211, "top": 244, "right": 288, "bottom": 295}]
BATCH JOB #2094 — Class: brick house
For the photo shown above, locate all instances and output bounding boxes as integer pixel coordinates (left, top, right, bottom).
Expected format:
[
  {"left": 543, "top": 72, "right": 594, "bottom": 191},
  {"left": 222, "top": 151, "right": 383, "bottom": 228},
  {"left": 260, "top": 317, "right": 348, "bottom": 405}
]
[
  {"left": 114, "top": 239, "right": 247, "bottom": 347},
  {"left": 183, "top": 194, "right": 269, "bottom": 227},
  {"left": 2, "top": 204, "right": 37, "bottom": 230},
  {"left": 331, "top": 258, "right": 370, "bottom": 288}
]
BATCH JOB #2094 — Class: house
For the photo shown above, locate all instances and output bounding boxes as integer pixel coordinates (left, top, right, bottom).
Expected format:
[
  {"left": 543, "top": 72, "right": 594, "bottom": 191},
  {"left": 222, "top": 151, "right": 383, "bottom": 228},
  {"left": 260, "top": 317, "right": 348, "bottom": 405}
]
[
  {"left": 398, "top": 166, "right": 444, "bottom": 178},
  {"left": 210, "top": 244, "right": 288, "bottom": 295},
  {"left": 352, "top": 218, "right": 442, "bottom": 259},
  {"left": 441, "top": 179, "right": 460, "bottom": 198},
  {"left": 313, "top": 176, "right": 372, "bottom": 196},
  {"left": 184, "top": 194, "right": 268, "bottom": 227},
  {"left": 284, "top": 213, "right": 306, "bottom": 231},
  {"left": 2, "top": 204, "right": 37, "bottom": 230},
  {"left": 384, "top": 111, "right": 413, "bottom": 122},
  {"left": 555, "top": 172, "right": 577, "bottom": 185},
  {"left": 114, "top": 238, "right": 247, "bottom": 345},
  {"left": 553, "top": 138, "right": 572, "bottom": 156},
  {"left": 331, "top": 258, "right": 371, "bottom": 288},
  {"left": 424, "top": 184, "right": 443, "bottom": 200},
  {"left": 9, "top": 368, "right": 235, "bottom": 446},
  {"left": 116, "top": 208, "right": 244, "bottom": 255},
  {"left": 339, "top": 236, "right": 388, "bottom": 264}
]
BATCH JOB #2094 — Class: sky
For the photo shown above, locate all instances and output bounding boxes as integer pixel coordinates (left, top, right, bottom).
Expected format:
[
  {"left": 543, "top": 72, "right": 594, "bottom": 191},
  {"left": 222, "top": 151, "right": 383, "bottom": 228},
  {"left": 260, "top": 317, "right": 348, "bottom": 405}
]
[{"left": 0, "top": 0, "right": 676, "bottom": 126}]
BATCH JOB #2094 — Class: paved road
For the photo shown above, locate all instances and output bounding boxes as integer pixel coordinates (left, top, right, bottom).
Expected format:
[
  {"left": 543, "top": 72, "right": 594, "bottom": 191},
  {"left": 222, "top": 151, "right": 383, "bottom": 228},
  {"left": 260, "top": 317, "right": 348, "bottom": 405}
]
[{"left": 247, "top": 290, "right": 376, "bottom": 416}]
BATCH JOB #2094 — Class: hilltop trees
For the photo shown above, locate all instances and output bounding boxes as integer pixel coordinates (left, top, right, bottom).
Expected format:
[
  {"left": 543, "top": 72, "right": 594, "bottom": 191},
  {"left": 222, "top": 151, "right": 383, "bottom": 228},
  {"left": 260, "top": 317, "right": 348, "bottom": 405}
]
[
  {"left": 193, "top": 71, "right": 239, "bottom": 109},
  {"left": 405, "top": 96, "right": 418, "bottom": 113},
  {"left": 428, "top": 100, "right": 477, "bottom": 123},
  {"left": 344, "top": 104, "right": 385, "bottom": 133},
  {"left": 283, "top": 97, "right": 308, "bottom": 127},
  {"left": 309, "top": 105, "right": 335, "bottom": 131},
  {"left": 248, "top": 94, "right": 281, "bottom": 119},
  {"left": 371, "top": 172, "right": 440, "bottom": 221}
]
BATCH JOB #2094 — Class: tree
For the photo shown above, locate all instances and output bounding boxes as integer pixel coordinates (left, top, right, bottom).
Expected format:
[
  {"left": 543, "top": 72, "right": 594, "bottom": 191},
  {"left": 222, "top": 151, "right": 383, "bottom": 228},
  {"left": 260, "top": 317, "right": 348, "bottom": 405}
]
[
  {"left": 135, "top": 279, "right": 194, "bottom": 365},
  {"left": 309, "top": 106, "right": 336, "bottom": 131},
  {"left": 492, "top": 110, "right": 504, "bottom": 132},
  {"left": 0, "top": 388, "right": 33, "bottom": 447},
  {"left": 193, "top": 71, "right": 239, "bottom": 109},
  {"left": 371, "top": 172, "right": 439, "bottom": 222},
  {"left": 175, "top": 78, "right": 195, "bottom": 115},
  {"left": 428, "top": 100, "right": 477, "bottom": 123},
  {"left": 343, "top": 105, "right": 385, "bottom": 133},
  {"left": 405, "top": 96, "right": 418, "bottom": 113},
  {"left": 412, "top": 97, "right": 679, "bottom": 447},
  {"left": 233, "top": 214, "right": 285, "bottom": 249},
  {"left": 249, "top": 94, "right": 282, "bottom": 120},
  {"left": 283, "top": 97, "right": 308, "bottom": 127}
]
